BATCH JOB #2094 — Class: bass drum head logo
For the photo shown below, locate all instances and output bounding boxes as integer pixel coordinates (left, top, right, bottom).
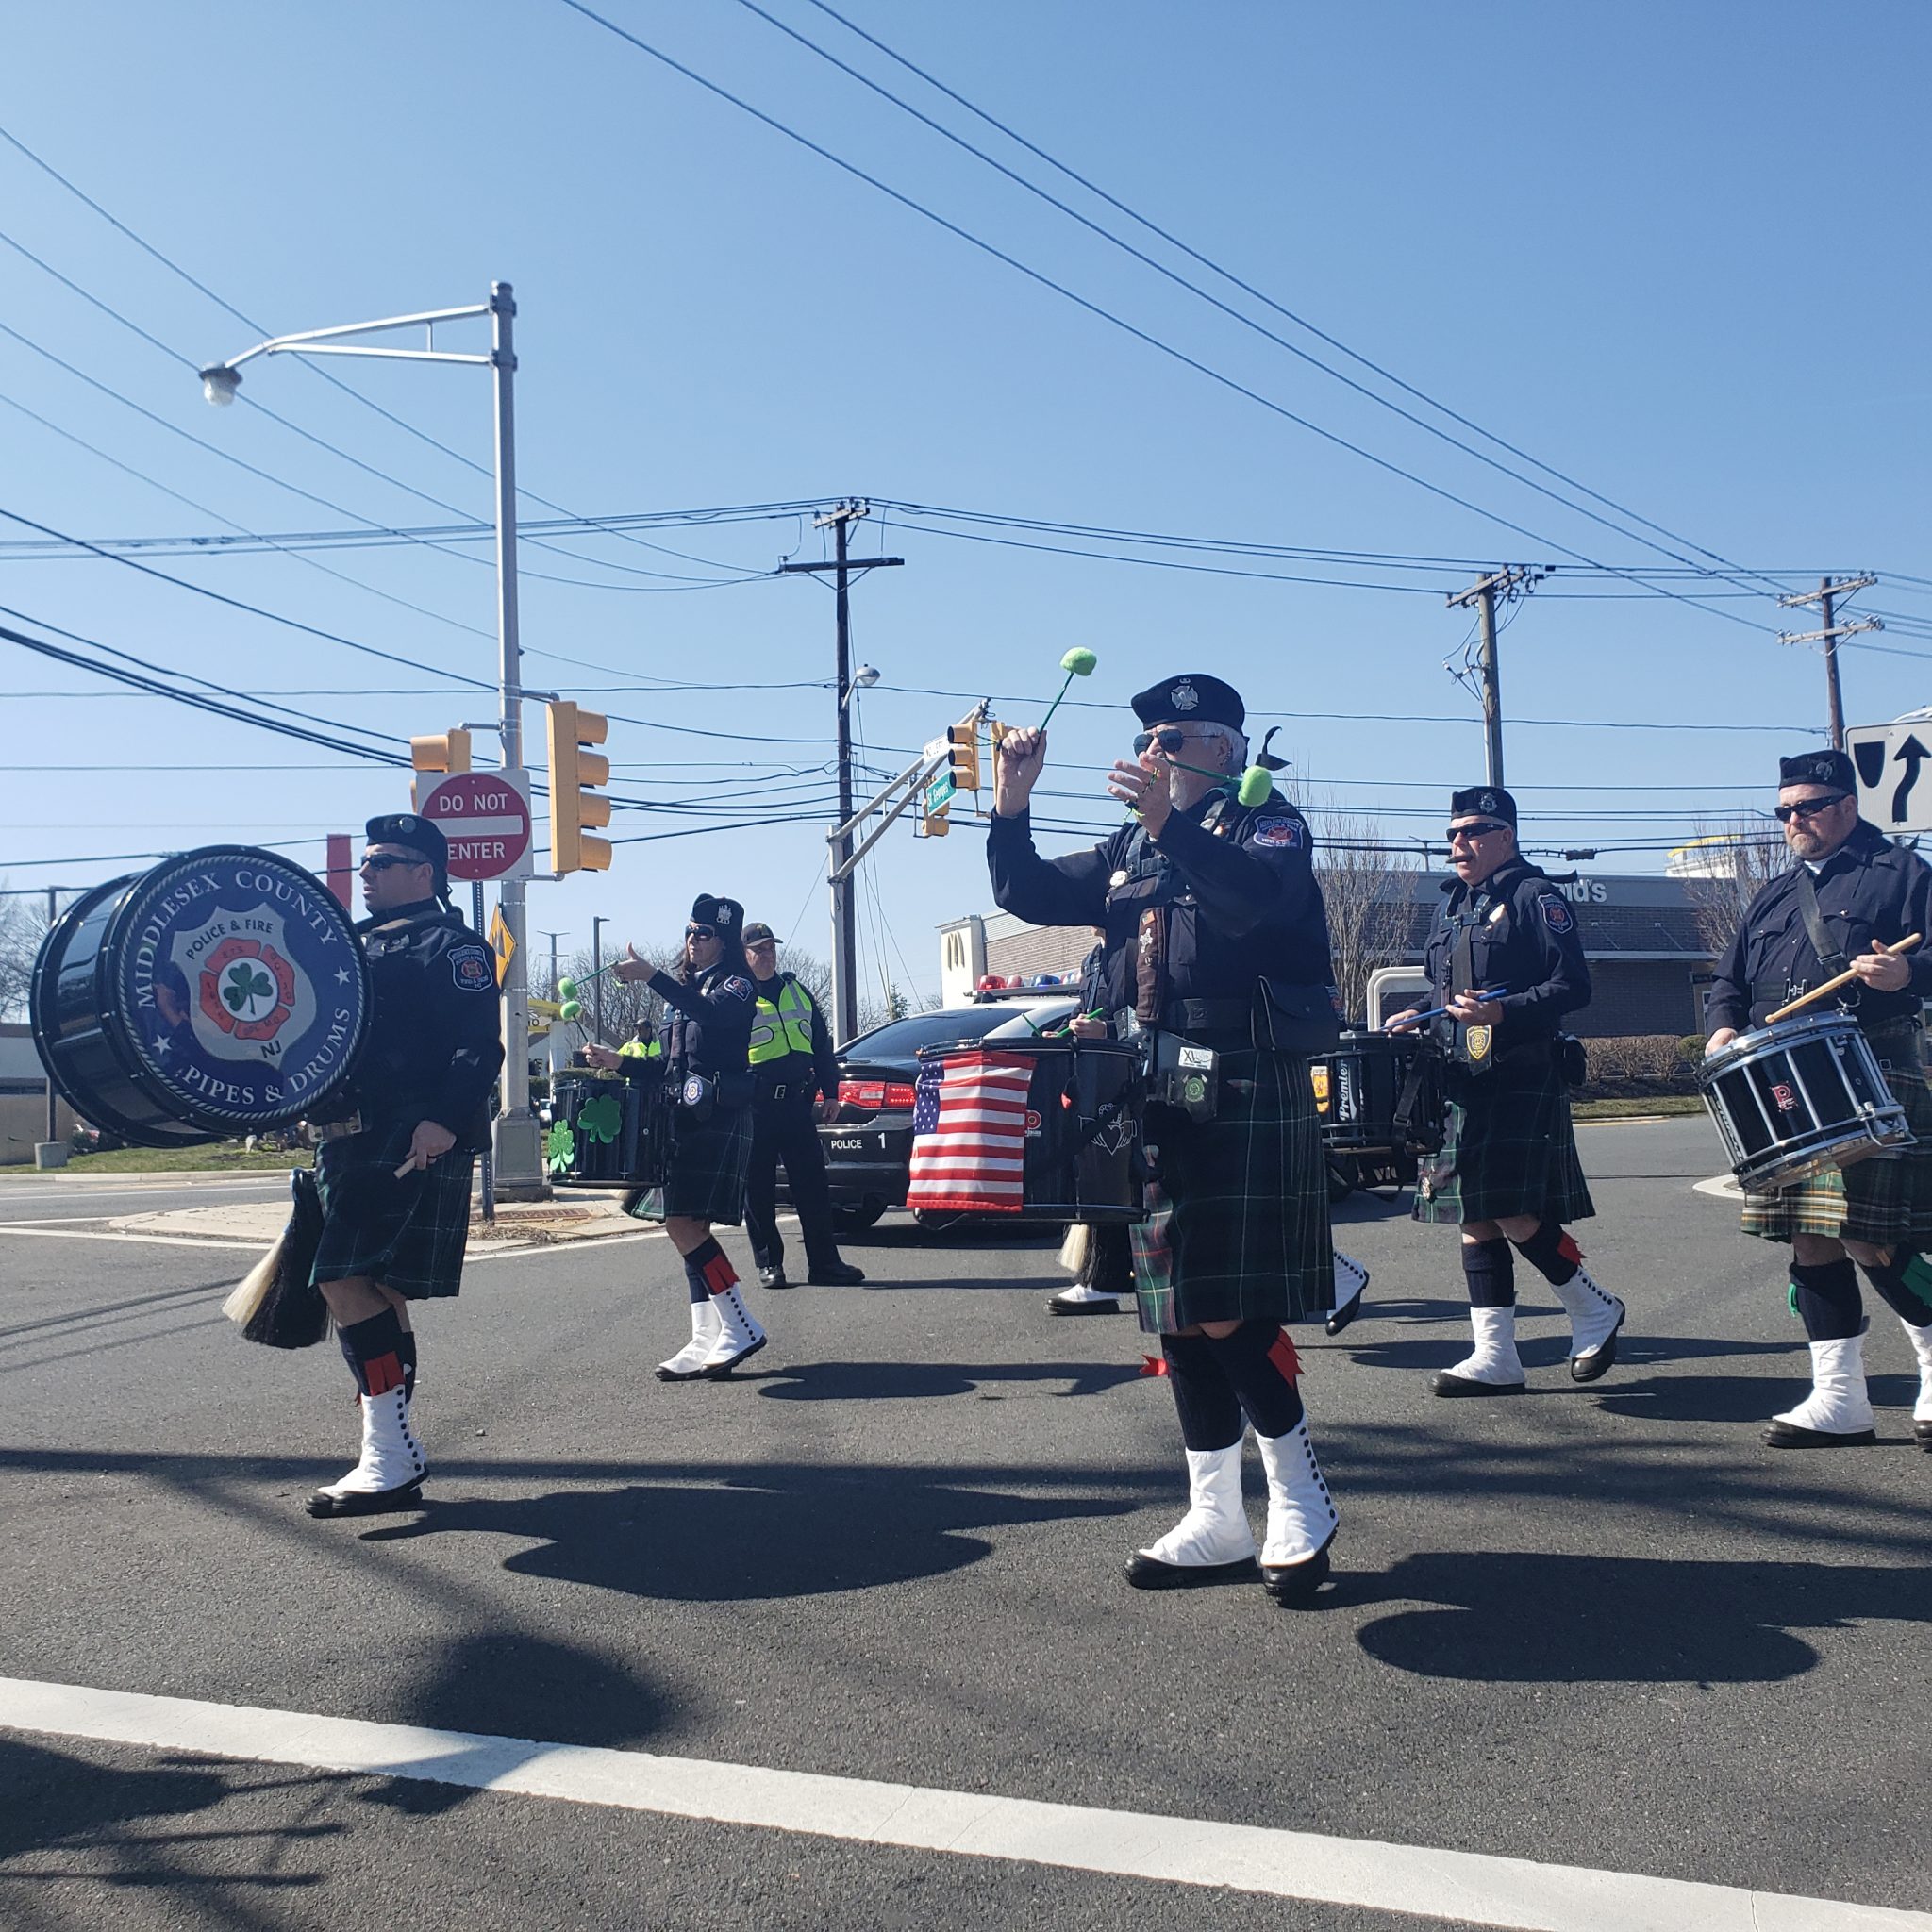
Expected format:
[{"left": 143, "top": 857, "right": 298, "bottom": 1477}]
[{"left": 110, "top": 848, "right": 369, "bottom": 1134}]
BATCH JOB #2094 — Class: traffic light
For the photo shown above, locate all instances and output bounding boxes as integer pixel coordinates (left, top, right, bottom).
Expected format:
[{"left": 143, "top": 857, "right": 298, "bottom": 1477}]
[
  {"left": 546, "top": 701, "right": 612, "bottom": 874},
  {"left": 921, "top": 798, "right": 951, "bottom": 838},
  {"left": 408, "top": 727, "right": 472, "bottom": 808},
  {"left": 948, "top": 719, "right": 980, "bottom": 791}
]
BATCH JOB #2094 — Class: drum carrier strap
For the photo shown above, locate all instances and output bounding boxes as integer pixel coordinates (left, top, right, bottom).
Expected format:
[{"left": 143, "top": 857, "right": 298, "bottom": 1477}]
[
  {"left": 1391, "top": 1045, "right": 1431, "bottom": 1143},
  {"left": 1793, "top": 868, "right": 1852, "bottom": 984}
]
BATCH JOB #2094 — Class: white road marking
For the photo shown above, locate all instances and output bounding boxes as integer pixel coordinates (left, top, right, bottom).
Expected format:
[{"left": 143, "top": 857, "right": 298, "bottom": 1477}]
[
  {"left": 1694, "top": 1173, "right": 1745, "bottom": 1201},
  {"left": 0, "top": 1224, "right": 256, "bottom": 1253},
  {"left": 0, "top": 1677, "right": 1922, "bottom": 1932}
]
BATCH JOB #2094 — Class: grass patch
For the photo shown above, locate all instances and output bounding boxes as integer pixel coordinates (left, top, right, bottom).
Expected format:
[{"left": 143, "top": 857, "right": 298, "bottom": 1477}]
[
  {"left": 2, "top": 1143, "right": 312, "bottom": 1176},
  {"left": 1572, "top": 1095, "right": 1706, "bottom": 1121}
]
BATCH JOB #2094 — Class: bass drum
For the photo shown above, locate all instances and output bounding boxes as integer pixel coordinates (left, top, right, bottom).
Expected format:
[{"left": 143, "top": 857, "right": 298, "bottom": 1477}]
[{"left": 31, "top": 846, "right": 371, "bottom": 1148}]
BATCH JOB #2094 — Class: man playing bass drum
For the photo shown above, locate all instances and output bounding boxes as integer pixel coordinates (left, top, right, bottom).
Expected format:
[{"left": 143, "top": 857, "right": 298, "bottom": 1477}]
[
  {"left": 1392, "top": 786, "right": 1624, "bottom": 1396},
  {"left": 990, "top": 672, "right": 1342, "bottom": 1606},
  {"left": 1705, "top": 749, "right": 1932, "bottom": 1449}
]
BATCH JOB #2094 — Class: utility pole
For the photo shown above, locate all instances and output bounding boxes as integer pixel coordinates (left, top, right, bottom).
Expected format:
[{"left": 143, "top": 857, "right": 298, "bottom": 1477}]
[
  {"left": 591, "top": 915, "right": 610, "bottom": 1045},
  {"left": 44, "top": 887, "right": 58, "bottom": 1149},
  {"left": 1446, "top": 565, "right": 1548, "bottom": 788},
  {"left": 538, "top": 929, "right": 568, "bottom": 1001},
  {"left": 1777, "top": 576, "right": 1882, "bottom": 750},
  {"left": 777, "top": 500, "right": 904, "bottom": 1045}
]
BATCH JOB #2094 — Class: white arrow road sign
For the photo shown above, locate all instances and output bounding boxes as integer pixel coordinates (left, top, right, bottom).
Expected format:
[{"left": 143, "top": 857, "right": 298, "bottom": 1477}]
[{"left": 1848, "top": 723, "right": 1932, "bottom": 836}]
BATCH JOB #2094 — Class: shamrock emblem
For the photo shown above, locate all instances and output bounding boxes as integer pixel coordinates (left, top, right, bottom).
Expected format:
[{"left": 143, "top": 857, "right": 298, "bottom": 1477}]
[
  {"left": 223, "top": 961, "right": 276, "bottom": 1018},
  {"left": 544, "top": 1121, "right": 577, "bottom": 1173},
  {"left": 578, "top": 1093, "right": 624, "bottom": 1144}
]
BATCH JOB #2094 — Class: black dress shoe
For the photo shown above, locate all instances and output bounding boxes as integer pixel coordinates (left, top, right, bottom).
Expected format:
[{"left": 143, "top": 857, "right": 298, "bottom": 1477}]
[
  {"left": 807, "top": 1262, "right": 866, "bottom": 1285},
  {"left": 1915, "top": 1419, "right": 1932, "bottom": 1447},
  {"left": 1046, "top": 1291, "right": 1124, "bottom": 1316},
  {"left": 1429, "top": 1370, "right": 1525, "bottom": 1398},
  {"left": 758, "top": 1266, "right": 788, "bottom": 1290},
  {"left": 1124, "top": 1552, "right": 1257, "bottom": 1590},
  {"left": 701, "top": 1336, "right": 768, "bottom": 1378},
  {"left": 305, "top": 1480, "right": 424, "bottom": 1519},
  {"left": 1570, "top": 1307, "right": 1624, "bottom": 1383},
  {"left": 1260, "top": 1530, "right": 1337, "bottom": 1607},
  {"left": 1762, "top": 1418, "right": 1877, "bottom": 1447}
]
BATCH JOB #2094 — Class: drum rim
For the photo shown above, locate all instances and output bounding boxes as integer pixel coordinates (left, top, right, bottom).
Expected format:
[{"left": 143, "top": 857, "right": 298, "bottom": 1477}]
[
  {"left": 914, "top": 1035, "right": 1142, "bottom": 1060},
  {"left": 102, "top": 845, "right": 370, "bottom": 1137},
  {"left": 1698, "top": 1008, "right": 1887, "bottom": 1091}
]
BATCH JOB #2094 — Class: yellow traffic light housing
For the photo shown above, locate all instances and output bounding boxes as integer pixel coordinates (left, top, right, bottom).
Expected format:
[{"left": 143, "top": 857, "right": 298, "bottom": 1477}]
[
  {"left": 547, "top": 701, "right": 612, "bottom": 874},
  {"left": 408, "top": 727, "right": 472, "bottom": 808},
  {"left": 947, "top": 720, "right": 980, "bottom": 791}
]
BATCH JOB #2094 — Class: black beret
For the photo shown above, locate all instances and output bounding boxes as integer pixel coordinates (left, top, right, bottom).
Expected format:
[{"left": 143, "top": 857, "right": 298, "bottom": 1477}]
[
  {"left": 691, "top": 894, "right": 742, "bottom": 933},
  {"left": 1778, "top": 750, "right": 1857, "bottom": 793},
  {"left": 365, "top": 813, "right": 448, "bottom": 869},
  {"left": 1449, "top": 785, "right": 1517, "bottom": 826},
  {"left": 1130, "top": 673, "right": 1245, "bottom": 733}
]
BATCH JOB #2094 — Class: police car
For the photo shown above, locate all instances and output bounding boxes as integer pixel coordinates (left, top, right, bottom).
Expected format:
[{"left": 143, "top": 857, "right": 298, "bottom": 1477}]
[{"left": 819, "top": 976, "right": 1082, "bottom": 1231}]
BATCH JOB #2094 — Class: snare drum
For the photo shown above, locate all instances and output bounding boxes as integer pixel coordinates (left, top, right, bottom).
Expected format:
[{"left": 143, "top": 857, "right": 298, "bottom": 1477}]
[
  {"left": 1313, "top": 1029, "right": 1446, "bottom": 1158},
  {"left": 906, "top": 1036, "right": 1144, "bottom": 1222},
  {"left": 1699, "top": 1011, "right": 1913, "bottom": 1192},
  {"left": 547, "top": 1069, "right": 672, "bottom": 1189}
]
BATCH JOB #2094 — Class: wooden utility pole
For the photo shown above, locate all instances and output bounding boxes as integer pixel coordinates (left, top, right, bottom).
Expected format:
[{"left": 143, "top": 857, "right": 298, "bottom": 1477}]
[
  {"left": 778, "top": 502, "right": 904, "bottom": 1046},
  {"left": 1446, "top": 566, "right": 1547, "bottom": 788},
  {"left": 1777, "top": 576, "right": 1882, "bottom": 750}
]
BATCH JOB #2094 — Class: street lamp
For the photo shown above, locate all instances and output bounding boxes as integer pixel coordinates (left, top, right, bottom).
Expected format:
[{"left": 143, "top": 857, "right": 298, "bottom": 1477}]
[
  {"left": 841, "top": 664, "right": 880, "bottom": 708},
  {"left": 201, "top": 283, "right": 544, "bottom": 1195}
]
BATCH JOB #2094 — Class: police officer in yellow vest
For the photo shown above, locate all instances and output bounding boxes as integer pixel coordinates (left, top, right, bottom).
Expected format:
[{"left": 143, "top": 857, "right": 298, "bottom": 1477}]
[
  {"left": 741, "top": 923, "right": 865, "bottom": 1289},
  {"left": 616, "top": 1019, "right": 661, "bottom": 1063}
]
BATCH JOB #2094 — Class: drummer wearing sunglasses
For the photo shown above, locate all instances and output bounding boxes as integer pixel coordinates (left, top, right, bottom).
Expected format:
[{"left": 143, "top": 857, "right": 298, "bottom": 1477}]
[
  {"left": 1704, "top": 749, "right": 1932, "bottom": 1451},
  {"left": 1391, "top": 784, "right": 1624, "bottom": 1397}
]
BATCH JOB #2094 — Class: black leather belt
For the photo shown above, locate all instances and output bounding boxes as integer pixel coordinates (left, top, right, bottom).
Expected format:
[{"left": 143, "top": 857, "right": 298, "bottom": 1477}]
[{"left": 1163, "top": 997, "right": 1251, "bottom": 1034}]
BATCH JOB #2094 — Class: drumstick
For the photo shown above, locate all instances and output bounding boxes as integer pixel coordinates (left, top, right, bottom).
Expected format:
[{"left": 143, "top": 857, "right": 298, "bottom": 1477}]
[{"left": 1764, "top": 934, "right": 1922, "bottom": 1024}]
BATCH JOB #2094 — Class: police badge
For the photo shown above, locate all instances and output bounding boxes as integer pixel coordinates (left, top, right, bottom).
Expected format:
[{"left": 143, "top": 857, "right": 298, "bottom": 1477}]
[
  {"left": 1170, "top": 680, "right": 1199, "bottom": 712},
  {"left": 1463, "top": 1024, "right": 1492, "bottom": 1064}
]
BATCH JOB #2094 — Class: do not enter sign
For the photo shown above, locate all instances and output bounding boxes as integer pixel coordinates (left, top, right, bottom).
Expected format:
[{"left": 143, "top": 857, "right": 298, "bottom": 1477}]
[{"left": 418, "top": 769, "right": 534, "bottom": 882}]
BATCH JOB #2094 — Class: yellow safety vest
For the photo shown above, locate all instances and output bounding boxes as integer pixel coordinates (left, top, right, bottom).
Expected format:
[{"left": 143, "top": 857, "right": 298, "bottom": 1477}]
[
  {"left": 748, "top": 979, "right": 817, "bottom": 1066},
  {"left": 617, "top": 1038, "right": 662, "bottom": 1059}
]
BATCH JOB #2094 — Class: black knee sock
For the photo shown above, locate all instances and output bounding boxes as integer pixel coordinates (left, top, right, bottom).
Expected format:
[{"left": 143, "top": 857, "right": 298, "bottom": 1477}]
[
  {"left": 1511, "top": 1222, "right": 1583, "bottom": 1287},
  {"left": 338, "top": 1308, "right": 407, "bottom": 1398},
  {"left": 1790, "top": 1258, "right": 1862, "bottom": 1341},
  {"left": 685, "top": 1237, "right": 736, "bottom": 1302},
  {"left": 1461, "top": 1236, "right": 1516, "bottom": 1309},
  {"left": 1160, "top": 1333, "right": 1244, "bottom": 1453},
  {"left": 1204, "top": 1321, "right": 1307, "bottom": 1439},
  {"left": 1858, "top": 1253, "right": 1932, "bottom": 1329}
]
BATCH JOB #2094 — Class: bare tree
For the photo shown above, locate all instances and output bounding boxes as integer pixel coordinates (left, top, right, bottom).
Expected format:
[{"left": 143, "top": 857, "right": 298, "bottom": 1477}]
[
  {"left": 1310, "top": 813, "right": 1425, "bottom": 1024},
  {"left": 0, "top": 889, "right": 50, "bottom": 1023},
  {"left": 1678, "top": 820, "right": 1785, "bottom": 963}
]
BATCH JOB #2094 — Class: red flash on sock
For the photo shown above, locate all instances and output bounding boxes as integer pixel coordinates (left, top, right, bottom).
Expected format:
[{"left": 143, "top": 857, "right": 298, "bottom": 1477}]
[
  {"left": 1557, "top": 1232, "right": 1584, "bottom": 1267},
  {"left": 702, "top": 1252, "right": 740, "bottom": 1295},
  {"left": 1140, "top": 1355, "right": 1169, "bottom": 1376},
  {"left": 1267, "top": 1329, "right": 1302, "bottom": 1383},
  {"left": 363, "top": 1352, "right": 405, "bottom": 1397}
]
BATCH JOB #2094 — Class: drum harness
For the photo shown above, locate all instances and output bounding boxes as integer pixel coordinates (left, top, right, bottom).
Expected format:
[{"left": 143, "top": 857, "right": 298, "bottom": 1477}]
[{"left": 1774, "top": 870, "right": 1923, "bottom": 1069}]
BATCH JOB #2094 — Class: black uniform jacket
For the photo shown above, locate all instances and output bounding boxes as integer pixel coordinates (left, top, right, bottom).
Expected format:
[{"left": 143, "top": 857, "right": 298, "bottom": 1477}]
[
  {"left": 752, "top": 971, "right": 840, "bottom": 1101},
  {"left": 1705, "top": 820, "right": 1932, "bottom": 1036},
  {"left": 1416, "top": 857, "right": 1591, "bottom": 1058},
  {"left": 320, "top": 899, "right": 503, "bottom": 1149},
  {"left": 987, "top": 787, "right": 1334, "bottom": 1043},
  {"left": 647, "top": 962, "right": 757, "bottom": 1080}
]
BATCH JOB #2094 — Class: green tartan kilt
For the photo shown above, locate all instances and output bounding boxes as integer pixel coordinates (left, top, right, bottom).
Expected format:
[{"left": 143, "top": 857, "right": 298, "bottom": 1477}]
[
  {"left": 311, "top": 1121, "right": 475, "bottom": 1300},
  {"left": 1740, "top": 1046, "right": 1932, "bottom": 1246},
  {"left": 625, "top": 1104, "right": 753, "bottom": 1225},
  {"left": 1412, "top": 1050, "right": 1594, "bottom": 1227},
  {"left": 1129, "top": 1048, "right": 1332, "bottom": 1335}
]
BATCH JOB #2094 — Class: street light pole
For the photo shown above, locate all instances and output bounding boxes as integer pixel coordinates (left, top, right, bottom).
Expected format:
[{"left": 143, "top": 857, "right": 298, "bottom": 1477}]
[
  {"left": 199, "top": 282, "right": 543, "bottom": 1194},
  {"left": 591, "top": 915, "right": 610, "bottom": 1044}
]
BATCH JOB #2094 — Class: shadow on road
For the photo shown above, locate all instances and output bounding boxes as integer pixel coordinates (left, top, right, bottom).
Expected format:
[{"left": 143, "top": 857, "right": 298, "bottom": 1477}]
[
  {"left": 361, "top": 1467, "right": 1135, "bottom": 1602},
  {"left": 1332, "top": 1549, "right": 1932, "bottom": 1684},
  {"left": 756, "top": 1358, "right": 1144, "bottom": 1402}
]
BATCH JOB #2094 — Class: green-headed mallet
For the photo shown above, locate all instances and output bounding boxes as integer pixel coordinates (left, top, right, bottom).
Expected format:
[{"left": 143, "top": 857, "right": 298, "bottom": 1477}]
[{"left": 1039, "top": 646, "right": 1097, "bottom": 729}]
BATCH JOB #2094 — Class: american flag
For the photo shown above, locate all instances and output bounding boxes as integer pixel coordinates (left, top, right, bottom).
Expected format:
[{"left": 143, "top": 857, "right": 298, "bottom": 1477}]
[{"left": 905, "top": 1050, "right": 1035, "bottom": 1212}]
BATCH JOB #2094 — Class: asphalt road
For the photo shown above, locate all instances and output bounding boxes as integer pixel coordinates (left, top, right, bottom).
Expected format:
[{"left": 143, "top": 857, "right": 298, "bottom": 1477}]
[{"left": 2, "top": 1120, "right": 1929, "bottom": 1930}]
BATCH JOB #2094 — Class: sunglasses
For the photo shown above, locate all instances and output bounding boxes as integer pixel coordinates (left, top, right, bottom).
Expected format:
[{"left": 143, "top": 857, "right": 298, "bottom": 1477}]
[
  {"left": 1774, "top": 794, "right": 1850, "bottom": 824},
  {"left": 360, "top": 852, "right": 425, "bottom": 873},
  {"left": 685, "top": 924, "right": 718, "bottom": 941},
  {"left": 1132, "top": 727, "right": 1191, "bottom": 757},
  {"left": 1447, "top": 821, "right": 1510, "bottom": 841}
]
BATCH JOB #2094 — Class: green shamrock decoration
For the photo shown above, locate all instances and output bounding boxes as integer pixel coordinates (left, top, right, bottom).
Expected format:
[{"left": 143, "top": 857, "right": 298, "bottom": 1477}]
[
  {"left": 578, "top": 1093, "right": 624, "bottom": 1144},
  {"left": 223, "top": 962, "right": 275, "bottom": 1015},
  {"left": 544, "top": 1120, "right": 576, "bottom": 1173}
]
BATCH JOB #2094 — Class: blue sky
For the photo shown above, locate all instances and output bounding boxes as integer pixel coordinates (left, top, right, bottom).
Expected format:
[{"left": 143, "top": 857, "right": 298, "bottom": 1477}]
[{"left": 4, "top": 1, "right": 1927, "bottom": 1003}]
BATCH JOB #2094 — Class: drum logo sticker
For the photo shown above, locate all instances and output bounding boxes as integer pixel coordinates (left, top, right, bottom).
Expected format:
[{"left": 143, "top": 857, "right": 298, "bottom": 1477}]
[
  {"left": 1538, "top": 893, "right": 1575, "bottom": 934},
  {"left": 1251, "top": 817, "right": 1304, "bottom": 849},
  {"left": 1024, "top": 1108, "right": 1043, "bottom": 1136},
  {"left": 1309, "top": 1064, "right": 1330, "bottom": 1111},
  {"left": 1772, "top": 1081, "right": 1799, "bottom": 1112}
]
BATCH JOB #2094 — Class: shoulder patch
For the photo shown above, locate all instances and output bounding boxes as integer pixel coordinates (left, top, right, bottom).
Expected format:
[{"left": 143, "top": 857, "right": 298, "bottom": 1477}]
[
  {"left": 719, "top": 974, "right": 754, "bottom": 1001},
  {"left": 449, "top": 943, "right": 495, "bottom": 991},
  {"left": 1537, "top": 893, "right": 1575, "bottom": 935},
  {"left": 1250, "top": 815, "right": 1305, "bottom": 850}
]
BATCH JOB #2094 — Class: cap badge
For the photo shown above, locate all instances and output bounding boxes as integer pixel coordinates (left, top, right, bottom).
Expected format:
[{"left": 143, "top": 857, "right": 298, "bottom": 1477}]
[
  {"left": 1170, "top": 680, "right": 1199, "bottom": 712},
  {"left": 398, "top": 816, "right": 416, "bottom": 833},
  {"left": 1815, "top": 760, "right": 1835, "bottom": 780},
  {"left": 1479, "top": 792, "right": 1497, "bottom": 814}
]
